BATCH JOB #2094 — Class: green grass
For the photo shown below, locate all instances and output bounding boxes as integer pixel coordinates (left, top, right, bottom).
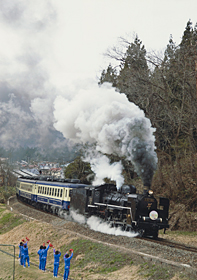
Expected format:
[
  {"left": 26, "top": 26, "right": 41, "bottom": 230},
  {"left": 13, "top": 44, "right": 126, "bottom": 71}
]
[
  {"left": 137, "top": 262, "right": 195, "bottom": 280},
  {"left": 59, "top": 239, "right": 196, "bottom": 279},
  {"left": 160, "top": 230, "right": 197, "bottom": 237},
  {"left": 138, "top": 262, "right": 173, "bottom": 279},
  {"left": 60, "top": 239, "right": 133, "bottom": 274},
  {"left": 0, "top": 208, "right": 25, "bottom": 234},
  {"left": 0, "top": 207, "right": 6, "bottom": 213}
]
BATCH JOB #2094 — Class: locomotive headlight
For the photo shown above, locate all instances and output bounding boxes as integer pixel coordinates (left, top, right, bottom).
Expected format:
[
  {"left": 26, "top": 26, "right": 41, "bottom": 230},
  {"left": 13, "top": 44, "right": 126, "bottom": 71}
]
[
  {"left": 148, "top": 190, "right": 153, "bottom": 195},
  {"left": 149, "top": 210, "right": 158, "bottom": 220}
]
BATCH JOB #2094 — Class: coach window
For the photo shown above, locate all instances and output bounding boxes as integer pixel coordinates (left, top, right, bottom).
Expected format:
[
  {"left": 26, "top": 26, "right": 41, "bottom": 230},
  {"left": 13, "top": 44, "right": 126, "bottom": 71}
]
[
  {"left": 49, "top": 188, "right": 51, "bottom": 196},
  {"left": 38, "top": 186, "right": 39, "bottom": 193},
  {"left": 60, "top": 189, "right": 62, "bottom": 198},
  {"left": 57, "top": 189, "right": 59, "bottom": 197},
  {"left": 51, "top": 188, "right": 54, "bottom": 196},
  {"left": 55, "top": 188, "right": 57, "bottom": 196},
  {"left": 47, "top": 188, "right": 49, "bottom": 195},
  {"left": 44, "top": 187, "right": 46, "bottom": 194}
]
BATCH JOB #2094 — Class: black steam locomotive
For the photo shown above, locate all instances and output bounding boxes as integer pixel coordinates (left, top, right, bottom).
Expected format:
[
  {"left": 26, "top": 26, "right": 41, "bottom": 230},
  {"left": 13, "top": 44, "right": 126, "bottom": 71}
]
[
  {"left": 70, "top": 183, "right": 169, "bottom": 238},
  {"left": 16, "top": 174, "right": 169, "bottom": 239}
]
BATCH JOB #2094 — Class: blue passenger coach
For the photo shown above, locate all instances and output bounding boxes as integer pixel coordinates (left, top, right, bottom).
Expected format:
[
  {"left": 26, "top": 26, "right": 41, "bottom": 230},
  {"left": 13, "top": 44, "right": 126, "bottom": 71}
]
[{"left": 16, "top": 176, "right": 88, "bottom": 214}]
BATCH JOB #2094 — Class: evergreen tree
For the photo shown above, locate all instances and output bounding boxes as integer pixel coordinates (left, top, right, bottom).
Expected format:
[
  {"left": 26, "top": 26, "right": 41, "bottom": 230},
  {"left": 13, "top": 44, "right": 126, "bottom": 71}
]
[
  {"left": 117, "top": 35, "right": 150, "bottom": 110},
  {"left": 180, "top": 19, "right": 193, "bottom": 48},
  {"left": 98, "top": 64, "right": 117, "bottom": 87}
]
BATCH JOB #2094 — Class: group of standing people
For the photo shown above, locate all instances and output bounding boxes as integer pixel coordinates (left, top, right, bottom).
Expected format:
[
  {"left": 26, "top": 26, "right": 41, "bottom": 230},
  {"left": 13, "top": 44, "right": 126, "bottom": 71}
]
[{"left": 18, "top": 238, "right": 74, "bottom": 279}]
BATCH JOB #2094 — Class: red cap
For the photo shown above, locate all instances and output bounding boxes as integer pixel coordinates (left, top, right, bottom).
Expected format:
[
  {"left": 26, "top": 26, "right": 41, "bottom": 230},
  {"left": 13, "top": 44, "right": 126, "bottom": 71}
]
[
  {"left": 22, "top": 239, "right": 25, "bottom": 242},
  {"left": 26, "top": 237, "right": 30, "bottom": 241},
  {"left": 49, "top": 243, "right": 53, "bottom": 247},
  {"left": 47, "top": 240, "right": 50, "bottom": 243},
  {"left": 69, "top": 248, "right": 73, "bottom": 252}
]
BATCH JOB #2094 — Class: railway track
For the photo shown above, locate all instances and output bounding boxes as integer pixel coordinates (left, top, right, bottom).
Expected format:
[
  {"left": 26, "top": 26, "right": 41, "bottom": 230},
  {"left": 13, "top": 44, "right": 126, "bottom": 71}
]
[
  {"left": 7, "top": 196, "right": 197, "bottom": 273},
  {"left": 14, "top": 196, "right": 197, "bottom": 255},
  {"left": 140, "top": 236, "right": 197, "bottom": 254}
]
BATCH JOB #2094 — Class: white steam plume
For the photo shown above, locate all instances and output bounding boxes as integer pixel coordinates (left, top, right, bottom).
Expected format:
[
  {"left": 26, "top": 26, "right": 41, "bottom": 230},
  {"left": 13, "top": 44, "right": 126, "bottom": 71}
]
[
  {"left": 68, "top": 209, "right": 138, "bottom": 238},
  {"left": 87, "top": 216, "right": 138, "bottom": 238},
  {"left": 54, "top": 82, "right": 157, "bottom": 188}
]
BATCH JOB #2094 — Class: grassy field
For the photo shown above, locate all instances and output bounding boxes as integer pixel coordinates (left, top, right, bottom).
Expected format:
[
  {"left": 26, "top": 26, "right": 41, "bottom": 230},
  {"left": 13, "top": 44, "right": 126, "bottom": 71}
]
[{"left": 0, "top": 202, "right": 195, "bottom": 279}]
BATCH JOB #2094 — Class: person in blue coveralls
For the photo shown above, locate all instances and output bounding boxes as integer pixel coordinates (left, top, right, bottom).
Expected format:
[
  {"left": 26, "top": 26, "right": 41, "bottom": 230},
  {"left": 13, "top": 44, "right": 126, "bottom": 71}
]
[
  {"left": 63, "top": 249, "right": 74, "bottom": 280},
  {"left": 53, "top": 247, "right": 61, "bottom": 278},
  {"left": 41, "top": 241, "right": 52, "bottom": 271},
  {"left": 23, "top": 237, "right": 30, "bottom": 268},
  {"left": 37, "top": 245, "right": 43, "bottom": 270},
  {"left": 18, "top": 241, "right": 24, "bottom": 265}
]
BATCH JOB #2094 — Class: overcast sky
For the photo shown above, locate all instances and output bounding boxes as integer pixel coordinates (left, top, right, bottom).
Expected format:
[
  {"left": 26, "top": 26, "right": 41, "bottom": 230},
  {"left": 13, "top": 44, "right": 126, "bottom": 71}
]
[
  {"left": 0, "top": 0, "right": 197, "bottom": 151},
  {"left": 0, "top": 0, "right": 197, "bottom": 88}
]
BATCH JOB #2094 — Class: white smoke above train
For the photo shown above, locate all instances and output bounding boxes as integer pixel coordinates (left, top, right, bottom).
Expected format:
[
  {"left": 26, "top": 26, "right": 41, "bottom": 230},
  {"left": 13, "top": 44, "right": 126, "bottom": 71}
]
[{"left": 54, "top": 82, "right": 157, "bottom": 189}]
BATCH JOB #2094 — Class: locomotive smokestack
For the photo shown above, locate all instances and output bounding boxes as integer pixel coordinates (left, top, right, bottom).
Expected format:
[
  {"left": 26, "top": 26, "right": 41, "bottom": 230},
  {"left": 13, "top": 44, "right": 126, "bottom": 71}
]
[{"left": 143, "top": 185, "right": 149, "bottom": 194}]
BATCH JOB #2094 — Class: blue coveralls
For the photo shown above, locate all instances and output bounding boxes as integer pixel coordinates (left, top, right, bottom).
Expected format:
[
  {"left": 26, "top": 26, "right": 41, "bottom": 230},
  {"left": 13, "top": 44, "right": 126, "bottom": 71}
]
[
  {"left": 18, "top": 244, "right": 23, "bottom": 265},
  {"left": 37, "top": 248, "right": 43, "bottom": 270},
  {"left": 53, "top": 249, "right": 61, "bottom": 277},
  {"left": 19, "top": 242, "right": 27, "bottom": 266},
  {"left": 63, "top": 252, "right": 73, "bottom": 280},
  {"left": 23, "top": 245, "right": 30, "bottom": 268},
  {"left": 41, "top": 245, "right": 49, "bottom": 271}
]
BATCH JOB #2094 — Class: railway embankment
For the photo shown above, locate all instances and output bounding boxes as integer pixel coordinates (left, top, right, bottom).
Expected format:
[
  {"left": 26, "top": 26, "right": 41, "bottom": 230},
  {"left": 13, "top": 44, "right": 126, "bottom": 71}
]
[{"left": 0, "top": 196, "right": 195, "bottom": 279}]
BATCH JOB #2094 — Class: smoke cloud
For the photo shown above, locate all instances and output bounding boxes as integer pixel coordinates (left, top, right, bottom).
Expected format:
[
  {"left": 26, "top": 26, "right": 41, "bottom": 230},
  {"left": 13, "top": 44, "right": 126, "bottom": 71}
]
[
  {"left": 54, "top": 82, "right": 157, "bottom": 188},
  {"left": 68, "top": 209, "right": 138, "bottom": 238},
  {"left": 87, "top": 216, "right": 138, "bottom": 238},
  {"left": 0, "top": 1, "right": 157, "bottom": 176}
]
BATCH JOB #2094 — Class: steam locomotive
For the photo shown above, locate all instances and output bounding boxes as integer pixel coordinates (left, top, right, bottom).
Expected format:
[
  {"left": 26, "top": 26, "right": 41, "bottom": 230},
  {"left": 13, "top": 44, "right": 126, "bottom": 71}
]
[
  {"left": 16, "top": 176, "right": 169, "bottom": 238},
  {"left": 71, "top": 183, "right": 169, "bottom": 239}
]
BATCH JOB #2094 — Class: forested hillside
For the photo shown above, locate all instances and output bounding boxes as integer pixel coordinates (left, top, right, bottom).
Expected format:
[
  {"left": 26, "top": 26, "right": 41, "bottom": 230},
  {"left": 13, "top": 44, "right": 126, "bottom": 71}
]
[{"left": 98, "top": 20, "right": 197, "bottom": 218}]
